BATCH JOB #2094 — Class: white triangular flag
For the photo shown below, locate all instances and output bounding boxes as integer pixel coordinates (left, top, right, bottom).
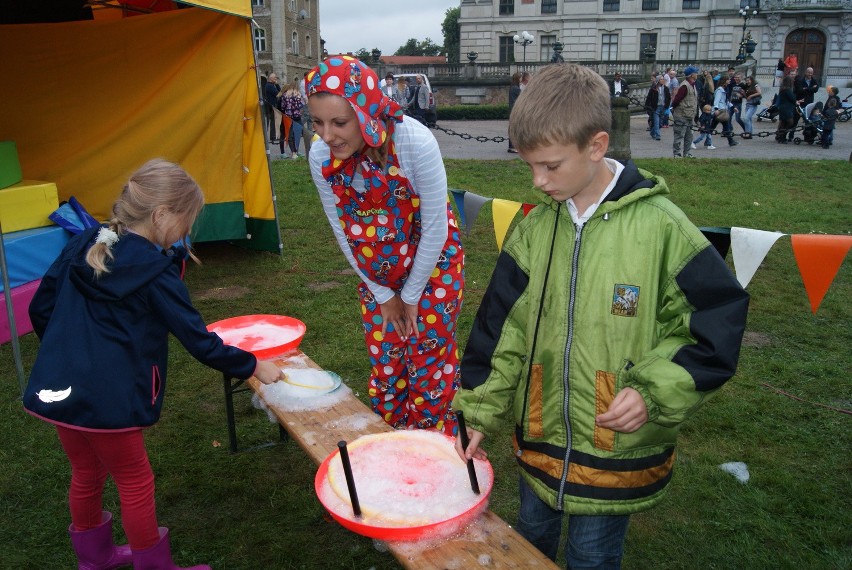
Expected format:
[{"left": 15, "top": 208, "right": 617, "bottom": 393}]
[{"left": 730, "top": 227, "right": 786, "bottom": 288}]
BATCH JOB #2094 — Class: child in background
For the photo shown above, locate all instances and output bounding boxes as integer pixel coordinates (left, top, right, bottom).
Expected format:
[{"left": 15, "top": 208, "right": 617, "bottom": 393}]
[
  {"left": 821, "top": 95, "right": 839, "bottom": 149},
  {"left": 692, "top": 104, "right": 717, "bottom": 150},
  {"left": 23, "top": 159, "right": 282, "bottom": 570},
  {"left": 453, "top": 64, "right": 749, "bottom": 568}
]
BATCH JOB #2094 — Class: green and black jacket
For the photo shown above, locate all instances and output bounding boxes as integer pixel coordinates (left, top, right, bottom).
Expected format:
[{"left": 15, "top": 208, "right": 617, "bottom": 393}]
[{"left": 453, "top": 161, "right": 749, "bottom": 515}]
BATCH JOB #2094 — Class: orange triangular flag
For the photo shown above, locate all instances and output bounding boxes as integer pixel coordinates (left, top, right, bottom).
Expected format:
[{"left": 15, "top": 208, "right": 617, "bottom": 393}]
[
  {"left": 491, "top": 199, "right": 523, "bottom": 251},
  {"left": 790, "top": 234, "right": 852, "bottom": 313}
]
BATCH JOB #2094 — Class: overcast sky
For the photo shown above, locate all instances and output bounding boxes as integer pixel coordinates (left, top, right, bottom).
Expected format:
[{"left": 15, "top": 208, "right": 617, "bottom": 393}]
[{"left": 318, "top": 0, "right": 457, "bottom": 56}]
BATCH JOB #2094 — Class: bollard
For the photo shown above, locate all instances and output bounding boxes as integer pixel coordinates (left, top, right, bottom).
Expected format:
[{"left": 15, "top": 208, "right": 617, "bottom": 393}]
[{"left": 608, "top": 96, "right": 631, "bottom": 161}]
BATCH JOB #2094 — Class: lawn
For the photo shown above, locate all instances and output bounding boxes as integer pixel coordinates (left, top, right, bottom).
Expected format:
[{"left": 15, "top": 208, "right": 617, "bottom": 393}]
[{"left": 1, "top": 157, "right": 850, "bottom": 569}]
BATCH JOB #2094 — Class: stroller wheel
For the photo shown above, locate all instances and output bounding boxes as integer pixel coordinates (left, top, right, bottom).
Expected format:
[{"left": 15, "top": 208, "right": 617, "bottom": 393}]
[{"left": 793, "top": 137, "right": 802, "bottom": 145}]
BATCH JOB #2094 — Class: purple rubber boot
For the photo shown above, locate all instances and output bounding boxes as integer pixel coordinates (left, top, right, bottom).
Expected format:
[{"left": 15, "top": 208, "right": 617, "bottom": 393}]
[
  {"left": 68, "top": 511, "right": 132, "bottom": 570},
  {"left": 131, "top": 528, "right": 210, "bottom": 570}
]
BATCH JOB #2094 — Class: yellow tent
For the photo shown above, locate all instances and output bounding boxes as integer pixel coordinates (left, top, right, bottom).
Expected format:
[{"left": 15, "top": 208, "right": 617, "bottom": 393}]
[{"left": 0, "top": 0, "right": 280, "bottom": 251}]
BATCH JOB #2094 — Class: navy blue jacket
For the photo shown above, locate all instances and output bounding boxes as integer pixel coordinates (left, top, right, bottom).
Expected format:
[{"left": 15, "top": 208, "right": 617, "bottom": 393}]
[{"left": 23, "top": 227, "right": 257, "bottom": 431}]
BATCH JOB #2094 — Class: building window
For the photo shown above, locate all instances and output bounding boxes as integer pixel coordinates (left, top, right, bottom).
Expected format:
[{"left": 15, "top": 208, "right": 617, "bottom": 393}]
[
  {"left": 541, "top": 0, "right": 557, "bottom": 14},
  {"left": 499, "top": 0, "right": 514, "bottom": 16},
  {"left": 740, "top": 0, "right": 758, "bottom": 8},
  {"left": 499, "top": 36, "right": 515, "bottom": 63},
  {"left": 639, "top": 32, "right": 657, "bottom": 58},
  {"left": 540, "top": 35, "right": 556, "bottom": 61},
  {"left": 251, "top": 0, "right": 263, "bottom": 6},
  {"left": 642, "top": 0, "right": 659, "bottom": 9},
  {"left": 291, "top": 31, "right": 299, "bottom": 55},
  {"left": 288, "top": 0, "right": 295, "bottom": 11},
  {"left": 679, "top": 32, "right": 698, "bottom": 60},
  {"left": 682, "top": 0, "right": 700, "bottom": 8},
  {"left": 306, "top": 35, "right": 312, "bottom": 58},
  {"left": 603, "top": 0, "right": 619, "bottom": 12},
  {"left": 254, "top": 28, "right": 266, "bottom": 52},
  {"left": 601, "top": 33, "right": 618, "bottom": 61}
]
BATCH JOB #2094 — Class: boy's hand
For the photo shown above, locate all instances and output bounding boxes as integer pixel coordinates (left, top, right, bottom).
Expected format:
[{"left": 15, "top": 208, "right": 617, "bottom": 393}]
[
  {"left": 455, "top": 427, "right": 488, "bottom": 462},
  {"left": 253, "top": 361, "right": 283, "bottom": 385},
  {"left": 379, "top": 295, "right": 418, "bottom": 339},
  {"left": 595, "top": 387, "right": 648, "bottom": 433}
]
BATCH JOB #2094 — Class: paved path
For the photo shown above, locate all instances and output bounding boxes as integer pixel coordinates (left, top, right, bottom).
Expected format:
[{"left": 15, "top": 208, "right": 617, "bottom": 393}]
[{"left": 431, "top": 115, "right": 850, "bottom": 161}]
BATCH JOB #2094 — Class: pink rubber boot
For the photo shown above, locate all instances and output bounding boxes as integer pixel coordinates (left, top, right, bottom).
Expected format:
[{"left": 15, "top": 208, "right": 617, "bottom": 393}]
[
  {"left": 131, "top": 528, "right": 210, "bottom": 570},
  {"left": 68, "top": 511, "right": 132, "bottom": 570}
]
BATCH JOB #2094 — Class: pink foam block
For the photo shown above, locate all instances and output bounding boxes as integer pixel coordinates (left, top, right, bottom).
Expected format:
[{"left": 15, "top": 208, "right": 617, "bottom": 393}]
[{"left": 0, "top": 279, "right": 40, "bottom": 344}]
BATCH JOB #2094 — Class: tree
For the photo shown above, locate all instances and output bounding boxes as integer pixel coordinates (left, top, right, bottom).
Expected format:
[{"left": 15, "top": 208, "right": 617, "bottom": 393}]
[
  {"left": 394, "top": 38, "right": 445, "bottom": 57},
  {"left": 354, "top": 48, "right": 372, "bottom": 61},
  {"left": 441, "top": 7, "right": 460, "bottom": 64}
]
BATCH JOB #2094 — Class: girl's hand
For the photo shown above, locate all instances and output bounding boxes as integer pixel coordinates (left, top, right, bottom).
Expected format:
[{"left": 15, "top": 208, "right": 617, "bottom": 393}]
[
  {"left": 379, "top": 295, "right": 417, "bottom": 339},
  {"left": 254, "top": 360, "right": 284, "bottom": 385}
]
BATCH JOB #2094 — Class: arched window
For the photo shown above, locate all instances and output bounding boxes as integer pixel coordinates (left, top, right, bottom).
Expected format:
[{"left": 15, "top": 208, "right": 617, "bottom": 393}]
[
  {"left": 291, "top": 31, "right": 299, "bottom": 55},
  {"left": 306, "top": 35, "right": 312, "bottom": 58},
  {"left": 254, "top": 28, "right": 266, "bottom": 53}
]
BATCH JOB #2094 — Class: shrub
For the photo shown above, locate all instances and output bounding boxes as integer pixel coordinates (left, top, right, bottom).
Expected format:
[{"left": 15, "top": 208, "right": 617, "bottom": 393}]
[{"left": 438, "top": 104, "right": 509, "bottom": 121}]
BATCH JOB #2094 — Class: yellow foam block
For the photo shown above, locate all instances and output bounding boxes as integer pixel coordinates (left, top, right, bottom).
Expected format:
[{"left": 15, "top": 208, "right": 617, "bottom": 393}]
[{"left": 0, "top": 180, "right": 59, "bottom": 234}]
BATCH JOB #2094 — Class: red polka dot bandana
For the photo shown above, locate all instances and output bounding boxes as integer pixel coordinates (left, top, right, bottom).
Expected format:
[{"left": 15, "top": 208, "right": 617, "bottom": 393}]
[{"left": 305, "top": 56, "right": 404, "bottom": 148}]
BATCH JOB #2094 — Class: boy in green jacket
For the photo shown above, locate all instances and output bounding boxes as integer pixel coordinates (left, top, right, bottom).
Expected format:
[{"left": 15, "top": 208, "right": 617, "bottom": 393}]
[{"left": 453, "top": 64, "right": 749, "bottom": 568}]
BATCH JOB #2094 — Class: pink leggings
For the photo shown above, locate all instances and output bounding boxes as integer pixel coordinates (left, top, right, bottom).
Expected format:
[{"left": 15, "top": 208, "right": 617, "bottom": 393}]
[{"left": 56, "top": 426, "right": 160, "bottom": 550}]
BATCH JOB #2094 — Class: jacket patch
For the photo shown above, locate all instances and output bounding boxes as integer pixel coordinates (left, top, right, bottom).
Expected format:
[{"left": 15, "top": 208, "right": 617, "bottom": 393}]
[
  {"left": 611, "top": 284, "right": 640, "bottom": 317},
  {"left": 36, "top": 387, "right": 72, "bottom": 403},
  {"left": 528, "top": 364, "right": 544, "bottom": 438}
]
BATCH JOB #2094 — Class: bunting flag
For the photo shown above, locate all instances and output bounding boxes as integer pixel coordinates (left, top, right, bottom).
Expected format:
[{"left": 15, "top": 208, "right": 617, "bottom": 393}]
[
  {"left": 462, "top": 191, "right": 491, "bottom": 237},
  {"left": 522, "top": 203, "right": 537, "bottom": 217},
  {"left": 491, "top": 199, "right": 523, "bottom": 251},
  {"left": 790, "top": 234, "right": 852, "bottom": 313},
  {"left": 731, "top": 227, "right": 786, "bottom": 288},
  {"left": 450, "top": 189, "right": 467, "bottom": 230},
  {"left": 699, "top": 226, "right": 732, "bottom": 259}
]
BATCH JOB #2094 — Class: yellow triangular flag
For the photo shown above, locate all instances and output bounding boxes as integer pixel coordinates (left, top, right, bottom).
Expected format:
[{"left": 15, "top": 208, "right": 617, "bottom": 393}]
[{"left": 492, "top": 199, "right": 523, "bottom": 251}]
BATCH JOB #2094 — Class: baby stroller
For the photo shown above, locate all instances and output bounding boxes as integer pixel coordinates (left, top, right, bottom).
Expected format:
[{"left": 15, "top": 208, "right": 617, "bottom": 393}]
[
  {"left": 794, "top": 101, "right": 824, "bottom": 145},
  {"left": 756, "top": 93, "right": 779, "bottom": 122}
]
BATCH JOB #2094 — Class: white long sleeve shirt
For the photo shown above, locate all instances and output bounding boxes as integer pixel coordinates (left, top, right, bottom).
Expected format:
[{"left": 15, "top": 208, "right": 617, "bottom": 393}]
[{"left": 309, "top": 118, "right": 449, "bottom": 306}]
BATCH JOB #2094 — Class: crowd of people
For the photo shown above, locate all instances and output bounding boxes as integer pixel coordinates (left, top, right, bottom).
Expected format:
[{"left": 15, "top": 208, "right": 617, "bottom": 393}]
[{"left": 637, "top": 60, "right": 838, "bottom": 156}]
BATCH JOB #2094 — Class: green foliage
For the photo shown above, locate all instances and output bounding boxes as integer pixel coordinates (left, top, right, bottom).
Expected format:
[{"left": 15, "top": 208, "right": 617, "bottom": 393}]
[
  {"left": 439, "top": 104, "right": 510, "bottom": 120},
  {"left": 394, "top": 37, "right": 444, "bottom": 57},
  {"left": 441, "top": 7, "right": 461, "bottom": 64},
  {"left": 2, "top": 158, "right": 850, "bottom": 569}
]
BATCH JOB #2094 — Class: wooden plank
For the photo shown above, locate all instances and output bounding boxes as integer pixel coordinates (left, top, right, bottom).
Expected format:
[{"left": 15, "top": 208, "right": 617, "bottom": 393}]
[{"left": 249, "top": 351, "right": 559, "bottom": 570}]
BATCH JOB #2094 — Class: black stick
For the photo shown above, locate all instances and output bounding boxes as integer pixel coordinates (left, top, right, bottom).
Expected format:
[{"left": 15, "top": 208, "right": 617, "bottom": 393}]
[
  {"left": 456, "top": 411, "right": 481, "bottom": 495},
  {"left": 337, "top": 441, "right": 361, "bottom": 517}
]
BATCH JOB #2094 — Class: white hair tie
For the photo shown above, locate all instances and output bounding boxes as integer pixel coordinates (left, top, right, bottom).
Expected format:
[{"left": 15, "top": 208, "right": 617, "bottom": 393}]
[{"left": 96, "top": 227, "right": 119, "bottom": 247}]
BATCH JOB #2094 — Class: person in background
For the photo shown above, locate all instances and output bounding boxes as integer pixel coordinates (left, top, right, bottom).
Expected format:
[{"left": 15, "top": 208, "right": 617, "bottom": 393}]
[
  {"left": 264, "top": 72, "right": 282, "bottom": 143},
  {"left": 670, "top": 65, "right": 701, "bottom": 157},
  {"left": 521, "top": 71, "right": 531, "bottom": 90},
  {"left": 508, "top": 71, "right": 523, "bottom": 153},
  {"left": 383, "top": 72, "right": 406, "bottom": 108},
  {"left": 306, "top": 56, "right": 465, "bottom": 434},
  {"left": 775, "top": 75, "right": 797, "bottom": 144},
  {"left": 727, "top": 72, "right": 747, "bottom": 134},
  {"left": 609, "top": 71, "right": 630, "bottom": 98},
  {"left": 407, "top": 74, "right": 430, "bottom": 124},
  {"left": 397, "top": 78, "right": 411, "bottom": 111},
  {"left": 23, "top": 159, "right": 282, "bottom": 569},
  {"left": 784, "top": 52, "right": 798, "bottom": 77},
  {"left": 691, "top": 104, "right": 716, "bottom": 150},
  {"left": 712, "top": 74, "right": 739, "bottom": 147},
  {"left": 741, "top": 75, "right": 762, "bottom": 139},
  {"left": 820, "top": 94, "right": 839, "bottom": 149},
  {"left": 792, "top": 67, "right": 819, "bottom": 141},
  {"left": 280, "top": 77, "right": 305, "bottom": 160},
  {"left": 644, "top": 74, "right": 670, "bottom": 142},
  {"left": 774, "top": 58, "right": 785, "bottom": 86},
  {"left": 301, "top": 71, "right": 314, "bottom": 160},
  {"left": 453, "top": 63, "right": 748, "bottom": 569}
]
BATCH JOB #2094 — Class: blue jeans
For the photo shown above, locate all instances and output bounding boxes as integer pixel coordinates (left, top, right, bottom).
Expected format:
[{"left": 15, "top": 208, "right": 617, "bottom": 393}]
[
  {"left": 743, "top": 103, "right": 758, "bottom": 134},
  {"left": 650, "top": 106, "right": 664, "bottom": 139},
  {"left": 693, "top": 131, "right": 713, "bottom": 146},
  {"left": 516, "top": 477, "right": 631, "bottom": 569}
]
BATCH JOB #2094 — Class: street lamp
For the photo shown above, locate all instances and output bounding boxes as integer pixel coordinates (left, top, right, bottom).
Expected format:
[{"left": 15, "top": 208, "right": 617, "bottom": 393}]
[
  {"left": 736, "top": 6, "right": 759, "bottom": 62},
  {"left": 513, "top": 31, "right": 535, "bottom": 63}
]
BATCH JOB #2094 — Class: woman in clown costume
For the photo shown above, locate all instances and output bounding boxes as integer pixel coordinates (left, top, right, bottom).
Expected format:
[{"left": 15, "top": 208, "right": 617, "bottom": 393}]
[{"left": 306, "top": 56, "right": 464, "bottom": 435}]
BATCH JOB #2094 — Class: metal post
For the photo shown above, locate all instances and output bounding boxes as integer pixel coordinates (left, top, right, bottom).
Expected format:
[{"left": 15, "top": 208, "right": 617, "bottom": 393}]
[{"left": 0, "top": 218, "right": 27, "bottom": 396}]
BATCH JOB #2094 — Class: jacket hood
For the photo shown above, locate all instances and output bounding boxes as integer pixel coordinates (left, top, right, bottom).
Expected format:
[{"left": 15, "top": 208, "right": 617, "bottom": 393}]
[
  {"left": 539, "top": 160, "right": 668, "bottom": 213},
  {"left": 68, "top": 227, "right": 183, "bottom": 302}
]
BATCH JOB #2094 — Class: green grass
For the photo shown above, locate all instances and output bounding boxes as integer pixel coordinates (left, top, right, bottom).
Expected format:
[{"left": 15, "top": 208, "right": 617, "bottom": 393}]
[{"left": 1, "top": 157, "right": 850, "bottom": 569}]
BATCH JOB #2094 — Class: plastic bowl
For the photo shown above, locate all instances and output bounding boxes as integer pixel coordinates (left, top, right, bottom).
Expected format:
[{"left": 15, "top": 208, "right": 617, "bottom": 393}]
[
  {"left": 207, "top": 314, "right": 306, "bottom": 359},
  {"left": 314, "top": 431, "right": 493, "bottom": 542}
]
